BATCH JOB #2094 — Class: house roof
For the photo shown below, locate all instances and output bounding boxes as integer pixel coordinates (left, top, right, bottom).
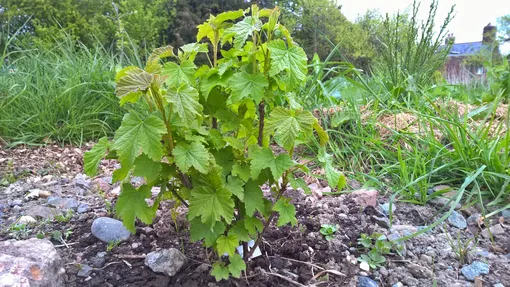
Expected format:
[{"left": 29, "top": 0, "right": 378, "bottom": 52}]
[{"left": 448, "top": 42, "right": 484, "bottom": 56}]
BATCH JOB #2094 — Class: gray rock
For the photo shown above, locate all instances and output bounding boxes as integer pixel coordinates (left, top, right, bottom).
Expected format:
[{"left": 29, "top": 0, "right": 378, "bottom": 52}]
[
  {"left": 77, "top": 203, "right": 89, "bottom": 213},
  {"left": 357, "top": 276, "right": 378, "bottom": 287},
  {"left": 392, "top": 283, "right": 403, "bottom": 287},
  {"left": 47, "top": 197, "right": 80, "bottom": 211},
  {"left": 481, "top": 224, "right": 506, "bottom": 238},
  {"left": 91, "top": 256, "right": 106, "bottom": 268},
  {"left": 372, "top": 215, "right": 390, "bottom": 229},
  {"left": 390, "top": 225, "right": 418, "bottom": 236},
  {"left": 407, "top": 263, "right": 433, "bottom": 278},
  {"left": 379, "top": 202, "right": 396, "bottom": 216},
  {"left": 8, "top": 199, "right": 22, "bottom": 207},
  {"left": 77, "top": 264, "right": 93, "bottom": 277},
  {"left": 429, "top": 197, "right": 461, "bottom": 210},
  {"left": 3, "top": 181, "right": 29, "bottom": 195},
  {"left": 0, "top": 238, "right": 65, "bottom": 286},
  {"left": 25, "top": 205, "right": 60, "bottom": 220},
  {"left": 494, "top": 284, "right": 505, "bottom": 287},
  {"left": 12, "top": 205, "right": 22, "bottom": 212},
  {"left": 467, "top": 213, "right": 482, "bottom": 225},
  {"left": 144, "top": 248, "right": 186, "bottom": 276},
  {"left": 460, "top": 261, "right": 489, "bottom": 281},
  {"left": 74, "top": 174, "right": 92, "bottom": 190},
  {"left": 91, "top": 217, "right": 131, "bottom": 243},
  {"left": 448, "top": 211, "right": 467, "bottom": 229}
]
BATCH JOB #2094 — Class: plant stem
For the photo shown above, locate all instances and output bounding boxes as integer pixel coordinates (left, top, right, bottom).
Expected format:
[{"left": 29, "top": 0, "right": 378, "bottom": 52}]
[
  {"left": 166, "top": 183, "right": 189, "bottom": 207},
  {"left": 245, "top": 172, "right": 288, "bottom": 260},
  {"left": 258, "top": 102, "right": 265, "bottom": 146}
]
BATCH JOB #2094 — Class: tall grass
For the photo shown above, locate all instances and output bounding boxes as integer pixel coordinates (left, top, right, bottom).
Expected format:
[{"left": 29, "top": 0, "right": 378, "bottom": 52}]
[
  {"left": 0, "top": 38, "right": 127, "bottom": 146},
  {"left": 374, "top": 0, "right": 454, "bottom": 97}
]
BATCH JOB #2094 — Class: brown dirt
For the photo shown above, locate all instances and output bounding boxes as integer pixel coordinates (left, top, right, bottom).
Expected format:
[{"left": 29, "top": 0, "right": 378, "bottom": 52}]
[{"left": 1, "top": 144, "right": 510, "bottom": 287}]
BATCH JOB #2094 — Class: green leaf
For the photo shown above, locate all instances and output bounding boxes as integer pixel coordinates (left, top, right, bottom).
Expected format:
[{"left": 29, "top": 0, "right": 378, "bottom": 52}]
[
  {"left": 232, "top": 162, "right": 251, "bottom": 182},
  {"left": 84, "top": 137, "right": 109, "bottom": 176},
  {"left": 146, "top": 46, "right": 175, "bottom": 72},
  {"left": 112, "top": 113, "right": 166, "bottom": 166},
  {"left": 133, "top": 154, "right": 162, "bottom": 184},
  {"left": 230, "top": 220, "right": 251, "bottom": 242},
  {"left": 116, "top": 184, "right": 154, "bottom": 233},
  {"left": 273, "top": 197, "right": 297, "bottom": 227},
  {"left": 250, "top": 147, "right": 294, "bottom": 180},
  {"left": 216, "top": 233, "right": 239, "bottom": 257},
  {"left": 225, "top": 16, "right": 262, "bottom": 49},
  {"left": 112, "top": 163, "right": 131, "bottom": 183},
  {"left": 226, "top": 176, "right": 244, "bottom": 201},
  {"left": 265, "top": 107, "right": 315, "bottom": 151},
  {"left": 289, "top": 176, "right": 311, "bottom": 194},
  {"left": 313, "top": 121, "right": 329, "bottom": 146},
  {"left": 228, "top": 71, "right": 268, "bottom": 104},
  {"left": 190, "top": 218, "right": 226, "bottom": 247},
  {"left": 319, "top": 149, "right": 346, "bottom": 190},
  {"left": 172, "top": 141, "right": 211, "bottom": 174},
  {"left": 115, "top": 67, "right": 154, "bottom": 101},
  {"left": 165, "top": 83, "right": 203, "bottom": 127},
  {"left": 188, "top": 186, "right": 234, "bottom": 228},
  {"left": 244, "top": 180, "right": 265, "bottom": 216},
  {"left": 163, "top": 60, "right": 196, "bottom": 88},
  {"left": 214, "top": 9, "right": 245, "bottom": 25},
  {"left": 268, "top": 39, "right": 308, "bottom": 89},
  {"left": 244, "top": 216, "right": 263, "bottom": 235},
  {"left": 228, "top": 253, "right": 246, "bottom": 278},
  {"left": 211, "top": 263, "right": 230, "bottom": 281}
]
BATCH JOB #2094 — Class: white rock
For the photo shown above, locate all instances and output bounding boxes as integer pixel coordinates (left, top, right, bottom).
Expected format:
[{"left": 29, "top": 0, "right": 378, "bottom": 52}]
[
  {"left": 18, "top": 216, "right": 36, "bottom": 224},
  {"left": 360, "top": 261, "right": 370, "bottom": 271}
]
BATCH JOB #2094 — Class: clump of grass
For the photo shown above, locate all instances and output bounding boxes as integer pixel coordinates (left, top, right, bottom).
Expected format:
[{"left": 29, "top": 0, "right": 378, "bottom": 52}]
[{"left": 0, "top": 37, "right": 128, "bottom": 146}]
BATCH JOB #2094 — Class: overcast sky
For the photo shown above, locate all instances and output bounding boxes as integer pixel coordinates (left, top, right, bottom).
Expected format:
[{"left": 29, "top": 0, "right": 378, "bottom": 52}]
[{"left": 339, "top": 0, "right": 510, "bottom": 53}]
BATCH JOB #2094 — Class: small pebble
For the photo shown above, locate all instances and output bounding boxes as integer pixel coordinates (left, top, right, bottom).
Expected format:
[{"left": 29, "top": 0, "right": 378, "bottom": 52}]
[
  {"left": 358, "top": 276, "right": 378, "bottom": 287},
  {"left": 379, "top": 202, "right": 396, "bottom": 216},
  {"left": 77, "top": 264, "right": 93, "bottom": 277},
  {"left": 77, "top": 203, "right": 89, "bottom": 213},
  {"left": 9, "top": 199, "right": 23, "bottom": 207},
  {"left": 461, "top": 261, "right": 490, "bottom": 281},
  {"left": 18, "top": 215, "right": 36, "bottom": 224},
  {"left": 91, "top": 217, "right": 131, "bottom": 243},
  {"left": 448, "top": 210, "right": 467, "bottom": 229}
]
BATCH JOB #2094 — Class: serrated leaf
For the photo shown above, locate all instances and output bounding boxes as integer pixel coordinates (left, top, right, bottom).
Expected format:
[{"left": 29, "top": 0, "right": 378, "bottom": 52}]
[
  {"left": 116, "top": 67, "right": 154, "bottom": 100},
  {"left": 265, "top": 107, "right": 315, "bottom": 151},
  {"left": 190, "top": 218, "right": 226, "bottom": 247},
  {"left": 172, "top": 141, "right": 211, "bottom": 174},
  {"left": 244, "top": 180, "right": 264, "bottom": 216},
  {"left": 289, "top": 176, "right": 311, "bottom": 194},
  {"left": 250, "top": 147, "right": 294, "bottom": 180},
  {"left": 273, "top": 197, "right": 297, "bottom": 227},
  {"left": 112, "top": 163, "right": 131, "bottom": 183},
  {"left": 244, "top": 216, "right": 263, "bottom": 235},
  {"left": 197, "top": 22, "right": 214, "bottom": 42},
  {"left": 211, "top": 262, "right": 230, "bottom": 281},
  {"left": 209, "top": 129, "right": 226, "bottom": 149},
  {"left": 188, "top": 186, "right": 234, "bottom": 228},
  {"left": 112, "top": 113, "right": 166, "bottom": 166},
  {"left": 216, "top": 233, "right": 239, "bottom": 257},
  {"left": 133, "top": 154, "right": 162, "bottom": 184},
  {"left": 228, "top": 71, "right": 268, "bottom": 104},
  {"left": 212, "top": 147, "right": 234, "bottom": 175},
  {"left": 319, "top": 148, "right": 346, "bottom": 189},
  {"left": 163, "top": 60, "right": 196, "bottom": 88},
  {"left": 214, "top": 9, "right": 245, "bottom": 25},
  {"left": 84, "top": 137, "right": 109, "bottom": 176},
  {"left": 116, "top": 184, "right": 154, "bottom": 233},
  {"left": 230, "top": 220, "right": 251, "bottom": 241},
  {"left": 226, "top": 175, "right": 244, "bottom": 201},
  {"left": 268, "top": 39, "right": 308, "bottom": 89},
  {"left": 232, "top": 162, "right": 251, "bottom": 182},
  {"left": 228, "top": 253, "right": 246, "bottom": 278},
  {"left": 146, "top": 46, "right": 175, "bottom": 72},
  {"left": 225, "top": 16, "right": 262, "bottom": 49},
  {"left": 313, "top": 120, "right": 329, "bottom": 146},
  {"left": 165, "top": 83, "right": 203, "bottom": 127}
]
